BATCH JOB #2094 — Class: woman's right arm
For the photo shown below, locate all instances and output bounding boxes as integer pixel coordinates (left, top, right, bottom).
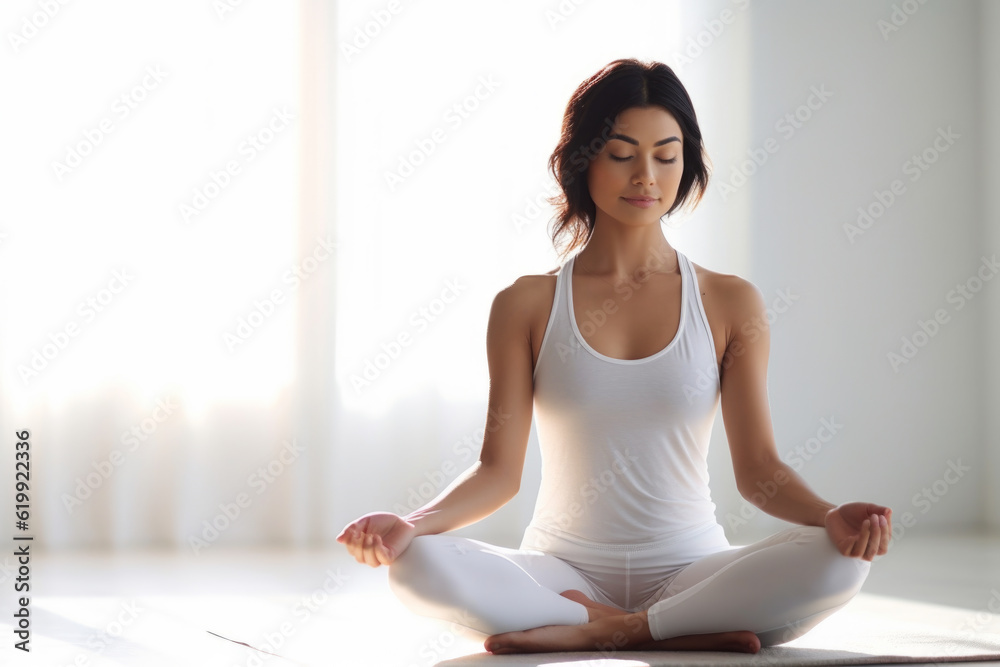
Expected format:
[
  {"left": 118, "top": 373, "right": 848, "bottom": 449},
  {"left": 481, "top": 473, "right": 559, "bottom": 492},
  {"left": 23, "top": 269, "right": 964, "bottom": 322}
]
[
  {"left": 403, "top": 279, "right": 536, "bottom": 535},
  {"left": 338, "top": 278, "right": 538, "bottom": 564}
]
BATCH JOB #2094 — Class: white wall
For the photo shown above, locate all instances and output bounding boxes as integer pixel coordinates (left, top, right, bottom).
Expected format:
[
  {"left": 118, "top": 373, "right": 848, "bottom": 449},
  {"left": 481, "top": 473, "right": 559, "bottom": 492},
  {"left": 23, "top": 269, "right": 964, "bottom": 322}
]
[{"left": 710, "top": 0, "right": 989, "bottom": 543}]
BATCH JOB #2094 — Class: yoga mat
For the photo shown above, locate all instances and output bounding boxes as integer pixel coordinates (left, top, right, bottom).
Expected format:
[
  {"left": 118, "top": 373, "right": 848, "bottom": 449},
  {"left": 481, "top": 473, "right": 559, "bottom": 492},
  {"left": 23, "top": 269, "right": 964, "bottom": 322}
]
[
  {"left": 435, "top": 592, "right": 1000, "bottom": 666},
  {"left": 6, "top": 591, "right": 999, "bottom": 666}
]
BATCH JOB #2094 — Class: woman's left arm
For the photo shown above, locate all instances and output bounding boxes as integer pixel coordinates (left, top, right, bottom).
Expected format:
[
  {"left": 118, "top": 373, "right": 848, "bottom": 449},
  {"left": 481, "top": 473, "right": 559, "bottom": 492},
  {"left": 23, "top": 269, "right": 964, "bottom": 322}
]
[{"left": 716, "top": 277, "right": 892, "bottom": 560}]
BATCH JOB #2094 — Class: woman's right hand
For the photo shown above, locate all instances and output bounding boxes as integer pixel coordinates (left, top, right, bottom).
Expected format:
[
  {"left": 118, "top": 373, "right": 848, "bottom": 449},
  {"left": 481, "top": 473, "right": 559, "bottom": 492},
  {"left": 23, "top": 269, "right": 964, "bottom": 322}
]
[{"left": 336, "top": 512, "right": 417, "bottom": 567}]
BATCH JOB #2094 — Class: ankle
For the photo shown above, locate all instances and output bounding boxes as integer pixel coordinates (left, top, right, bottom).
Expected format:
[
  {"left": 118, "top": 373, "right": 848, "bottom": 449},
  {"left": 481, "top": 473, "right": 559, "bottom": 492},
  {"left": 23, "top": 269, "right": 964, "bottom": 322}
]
[
  {"left": 621, "top": 611, "right": 653, "bottom": 648},
  {"left": 585, "top": 611, "right": 653, "bottom": 651}
]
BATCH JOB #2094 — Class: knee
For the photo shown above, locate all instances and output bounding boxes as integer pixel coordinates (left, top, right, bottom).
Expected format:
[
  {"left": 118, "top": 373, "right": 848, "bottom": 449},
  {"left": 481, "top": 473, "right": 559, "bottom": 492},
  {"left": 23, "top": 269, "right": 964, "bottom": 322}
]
[
  {"left": 797, "top": 526, "right": 871, "bottom": 598},
  {"left": 386, "top": 535, "right": 494, "bottom": 633},
  {"left": 387, "top": 535, "right": 450, "bottom": 588}
]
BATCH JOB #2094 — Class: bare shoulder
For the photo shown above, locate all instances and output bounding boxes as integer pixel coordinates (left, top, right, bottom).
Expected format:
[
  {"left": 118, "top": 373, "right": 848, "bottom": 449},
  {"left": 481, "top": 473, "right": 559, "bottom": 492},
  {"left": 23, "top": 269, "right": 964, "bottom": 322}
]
[
  {"left": 491, "top": 265, "right": 560, "bottom": 312},
  {"left": 689, "top": 260, "right": 767, "bottom": 334}
]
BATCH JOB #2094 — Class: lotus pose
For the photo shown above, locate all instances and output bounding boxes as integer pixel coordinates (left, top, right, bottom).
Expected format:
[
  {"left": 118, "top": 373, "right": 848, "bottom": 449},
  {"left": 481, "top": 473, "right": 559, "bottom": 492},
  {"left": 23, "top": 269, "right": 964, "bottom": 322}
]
[{"left": 338, "top": 58, "right": 892, "bottom": 656}]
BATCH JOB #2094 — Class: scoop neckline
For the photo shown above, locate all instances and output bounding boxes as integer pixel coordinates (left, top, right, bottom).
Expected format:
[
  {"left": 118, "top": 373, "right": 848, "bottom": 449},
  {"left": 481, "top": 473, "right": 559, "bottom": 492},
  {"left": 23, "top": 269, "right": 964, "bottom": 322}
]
[{"left": 566, "top": 250, "right": 687, "bottom": 365}]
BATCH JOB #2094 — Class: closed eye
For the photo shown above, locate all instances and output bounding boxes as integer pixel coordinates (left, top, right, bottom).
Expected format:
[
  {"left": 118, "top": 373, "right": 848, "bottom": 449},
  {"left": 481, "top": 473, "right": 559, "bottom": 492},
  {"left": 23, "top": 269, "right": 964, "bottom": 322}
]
[{"left": 610, "top": 155, "right": 677, "bottom": 163}]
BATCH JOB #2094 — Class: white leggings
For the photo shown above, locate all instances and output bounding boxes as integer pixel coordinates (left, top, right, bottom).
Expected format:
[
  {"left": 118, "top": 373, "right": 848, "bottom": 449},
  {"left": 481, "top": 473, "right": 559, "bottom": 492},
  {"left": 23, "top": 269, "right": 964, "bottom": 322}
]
[{"left": 387, "top": 524, "right": 871, "bottom": 646}]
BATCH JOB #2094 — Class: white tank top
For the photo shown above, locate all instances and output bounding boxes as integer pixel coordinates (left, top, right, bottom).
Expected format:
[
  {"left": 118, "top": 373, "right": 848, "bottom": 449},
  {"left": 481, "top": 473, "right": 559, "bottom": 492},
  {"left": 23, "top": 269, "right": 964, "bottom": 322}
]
[{"left": 522, "top": 247, "right": 729, "bottom": 547}]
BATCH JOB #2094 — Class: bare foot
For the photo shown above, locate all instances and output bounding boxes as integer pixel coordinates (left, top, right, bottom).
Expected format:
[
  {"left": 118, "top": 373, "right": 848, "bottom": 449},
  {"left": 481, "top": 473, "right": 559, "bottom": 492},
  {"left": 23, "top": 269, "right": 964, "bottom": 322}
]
[
  {"left": 485, "top": 609, "right": 760, "bottom": 655},
  {"left": 558, "top": 589, "right": 628, "bottom": 621}
]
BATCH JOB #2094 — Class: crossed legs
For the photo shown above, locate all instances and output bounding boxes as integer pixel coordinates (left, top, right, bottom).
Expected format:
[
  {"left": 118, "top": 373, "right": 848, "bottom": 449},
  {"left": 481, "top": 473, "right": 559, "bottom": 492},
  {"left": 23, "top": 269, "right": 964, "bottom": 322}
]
[
  {"left": 642, "top": 524, "right": 871, "bottom": 645},
  {"left": 387, "top": 534, "right": 594, "bottom": 635},
  {"left": 387, "top": 525, "right": 870, "bottom": 651}
]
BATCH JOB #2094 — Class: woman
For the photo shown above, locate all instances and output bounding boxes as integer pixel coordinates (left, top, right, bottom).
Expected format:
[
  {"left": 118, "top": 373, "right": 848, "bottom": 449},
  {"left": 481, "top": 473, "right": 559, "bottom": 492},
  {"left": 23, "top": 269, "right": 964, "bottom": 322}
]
[{"left": 337, "top": 58, "right": 892, "bottom": 656}]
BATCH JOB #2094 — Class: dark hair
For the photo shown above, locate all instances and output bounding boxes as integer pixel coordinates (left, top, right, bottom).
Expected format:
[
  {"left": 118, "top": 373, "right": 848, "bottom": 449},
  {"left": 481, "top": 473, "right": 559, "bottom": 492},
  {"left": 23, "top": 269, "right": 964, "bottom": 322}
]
[{"left": 546, "top": 58, "right": 712, "bottom": 262}]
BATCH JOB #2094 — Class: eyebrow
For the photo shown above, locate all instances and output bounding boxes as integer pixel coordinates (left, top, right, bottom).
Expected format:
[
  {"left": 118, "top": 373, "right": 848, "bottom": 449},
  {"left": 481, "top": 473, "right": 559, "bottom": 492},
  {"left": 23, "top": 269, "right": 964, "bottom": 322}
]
[{"left": 608, "top": 133, "right": 680, "bottom": 147}]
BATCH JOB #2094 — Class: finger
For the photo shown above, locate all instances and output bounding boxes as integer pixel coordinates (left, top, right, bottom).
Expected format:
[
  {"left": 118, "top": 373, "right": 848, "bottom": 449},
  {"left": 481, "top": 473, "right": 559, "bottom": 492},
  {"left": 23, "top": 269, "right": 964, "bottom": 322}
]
[
  {"left": 884, "top": 509, "right": 893, "bottom": 547},
  {"left": 354, "top": 532, "right": 370, "bottom": 565},
  {"left": 336, "top": 524, "right": 356, "bottom": 543},
  {"left": 877, "top": 514, "right": 890, "bottom": 555},
  {"left": 375, "top": 536, "right": 394, "bottom": 565},
  {"left": 356, "top": 532, "right": 371, "bottom": 566},
  {"left": 864, "top": 514, "right": 880, "bottom": 561},
  {"left": 870, "top": 513, "right": 882, "bottom": 559},
  {"left": 852, "top": 519, "right": 870, "bottom": 558},
  {"left": 348, "top": 528, "right": 366, "bottom": 562},
  {"left": 362, "top": 533, "right": 380, "bottom": 567}
]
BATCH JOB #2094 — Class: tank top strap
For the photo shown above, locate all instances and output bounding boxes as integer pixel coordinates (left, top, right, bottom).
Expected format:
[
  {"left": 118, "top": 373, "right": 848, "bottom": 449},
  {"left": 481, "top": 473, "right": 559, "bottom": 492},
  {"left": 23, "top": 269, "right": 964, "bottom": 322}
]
[{"left": 676, "top": 248, "right": 721, "bottom": 384}]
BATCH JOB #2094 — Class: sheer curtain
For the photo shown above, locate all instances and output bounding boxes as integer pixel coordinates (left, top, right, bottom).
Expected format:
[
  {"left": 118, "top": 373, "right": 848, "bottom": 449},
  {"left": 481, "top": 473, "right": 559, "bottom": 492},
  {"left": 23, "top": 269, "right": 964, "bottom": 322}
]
[
  {"left": 2, "top": 0, "right": 752, "bottom": 553},
  {"left": 1, "top": 0, "right": 305, "bottom": 551}
]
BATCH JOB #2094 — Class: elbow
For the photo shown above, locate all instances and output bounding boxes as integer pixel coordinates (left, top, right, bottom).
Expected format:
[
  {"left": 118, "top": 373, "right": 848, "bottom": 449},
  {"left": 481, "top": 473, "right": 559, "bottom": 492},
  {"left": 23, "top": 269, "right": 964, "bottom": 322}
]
[
  {"left": 477, "top": 459, "right": 521, "bottom": 501},
  {"left": 498, "top": 471, "right": 520, "bottom": 500},
  {"left": 736, "top": 463, "right": 793, "bottom": 504}
]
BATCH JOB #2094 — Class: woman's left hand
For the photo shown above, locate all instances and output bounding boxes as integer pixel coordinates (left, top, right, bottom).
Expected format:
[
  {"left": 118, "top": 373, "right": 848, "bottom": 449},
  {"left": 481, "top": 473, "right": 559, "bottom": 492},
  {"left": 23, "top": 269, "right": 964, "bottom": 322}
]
[{"left": 824, "top": 502, "right": 892, "bottom": 561}]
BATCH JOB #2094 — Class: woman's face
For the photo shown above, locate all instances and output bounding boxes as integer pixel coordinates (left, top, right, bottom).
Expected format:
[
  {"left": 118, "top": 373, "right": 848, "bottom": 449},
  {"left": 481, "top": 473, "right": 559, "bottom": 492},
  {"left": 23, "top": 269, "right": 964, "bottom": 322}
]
[{"left": 586, "top": 106, "right": 685, "bottom": 225}]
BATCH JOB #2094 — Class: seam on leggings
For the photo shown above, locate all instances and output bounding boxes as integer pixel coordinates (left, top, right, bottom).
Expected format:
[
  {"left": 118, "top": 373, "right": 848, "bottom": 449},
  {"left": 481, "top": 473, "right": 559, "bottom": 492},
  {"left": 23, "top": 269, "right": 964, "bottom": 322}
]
[
  {"left": 527, "top": 523, "right": 721, "bottom": 551},
  {"left": 625, "top": 552, "right": 631, "bottom": 609}
]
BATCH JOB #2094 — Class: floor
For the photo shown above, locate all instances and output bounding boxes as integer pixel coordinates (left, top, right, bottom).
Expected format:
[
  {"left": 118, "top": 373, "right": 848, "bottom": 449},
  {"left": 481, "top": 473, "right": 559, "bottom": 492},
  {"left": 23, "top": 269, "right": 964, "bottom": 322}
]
[{"left": 5, "top": 528, "right": 1000, "bottom": 666}]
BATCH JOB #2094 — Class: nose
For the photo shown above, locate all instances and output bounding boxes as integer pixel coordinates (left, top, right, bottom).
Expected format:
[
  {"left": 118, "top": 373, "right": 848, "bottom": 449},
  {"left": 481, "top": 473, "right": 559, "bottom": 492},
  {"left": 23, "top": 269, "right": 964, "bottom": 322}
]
[{"left": 632, "top": 157, "right": 656, "bottom": 185}]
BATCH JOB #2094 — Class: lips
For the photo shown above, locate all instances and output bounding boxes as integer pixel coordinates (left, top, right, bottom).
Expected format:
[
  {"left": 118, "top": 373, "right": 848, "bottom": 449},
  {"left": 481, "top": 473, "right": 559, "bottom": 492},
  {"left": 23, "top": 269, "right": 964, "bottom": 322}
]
[
  {"left": 622, "top": 196, "right": 658, "bottom": 209},
  {"left": 623, "top": 196, "right": 657, "bottom": 202}
]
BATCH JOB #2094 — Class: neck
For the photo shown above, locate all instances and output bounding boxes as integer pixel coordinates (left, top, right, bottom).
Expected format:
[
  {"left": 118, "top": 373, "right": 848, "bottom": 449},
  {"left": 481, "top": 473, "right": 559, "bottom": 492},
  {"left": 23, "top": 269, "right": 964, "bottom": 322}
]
[{"left": 575, "top": 216, "right": 677, "bottom": 279}]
